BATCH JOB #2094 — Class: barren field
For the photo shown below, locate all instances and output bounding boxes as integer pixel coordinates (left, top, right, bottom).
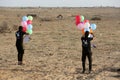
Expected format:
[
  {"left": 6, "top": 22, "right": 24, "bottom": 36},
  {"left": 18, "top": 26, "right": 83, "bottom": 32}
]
[{"left": 0, "top": 7, "right": 120, "bottom": 80}]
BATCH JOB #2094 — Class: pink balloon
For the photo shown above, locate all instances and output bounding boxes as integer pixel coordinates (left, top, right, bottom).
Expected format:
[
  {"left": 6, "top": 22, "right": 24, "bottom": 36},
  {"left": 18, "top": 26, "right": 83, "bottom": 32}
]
[
  {"left": 77, "top": 22, "right": 85, "bottom": 30},
  {"left": 21, "top": 21, "right": 27, "bottom": 27}
]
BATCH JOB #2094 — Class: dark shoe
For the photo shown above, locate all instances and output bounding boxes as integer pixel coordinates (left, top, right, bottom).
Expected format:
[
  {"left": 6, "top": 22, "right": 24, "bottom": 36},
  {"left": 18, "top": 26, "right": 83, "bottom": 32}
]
[
  {"left": 18, "top": 61, "right": 22, "bottom": 65},
  {"left": 82, "top": 70, "right": 85, "bottom": 73}
]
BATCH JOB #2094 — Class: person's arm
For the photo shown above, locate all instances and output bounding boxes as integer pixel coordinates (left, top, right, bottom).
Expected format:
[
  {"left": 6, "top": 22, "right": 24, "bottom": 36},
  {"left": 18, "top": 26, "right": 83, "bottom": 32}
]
[
  {"left": 22, "top": 30, "right": 29, "bottom": 35},
  {"left": 24, "top": 32, "right": 29, "bottom": 35},
  {"left": 89, "top": 37, "right": 93, "bottom": 41}
]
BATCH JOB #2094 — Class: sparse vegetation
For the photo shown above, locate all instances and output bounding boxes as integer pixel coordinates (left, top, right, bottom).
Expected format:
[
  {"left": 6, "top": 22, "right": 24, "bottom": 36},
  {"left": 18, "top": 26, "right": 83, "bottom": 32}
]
[
  {"left": 91, "top": 16, "right": 101, "bottom": 20},
  {"left": 0, "top": 21, "right": 11, "bottom": 33}
]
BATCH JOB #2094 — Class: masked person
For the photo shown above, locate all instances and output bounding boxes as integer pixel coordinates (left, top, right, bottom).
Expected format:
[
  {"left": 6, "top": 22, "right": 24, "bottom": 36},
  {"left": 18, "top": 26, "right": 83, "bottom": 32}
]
[
  {"left": 15, "top": 26, "right": 29, "bottom": 65},
  {"left": 81, "top": 31, "right": 93, "bottom": 73}
]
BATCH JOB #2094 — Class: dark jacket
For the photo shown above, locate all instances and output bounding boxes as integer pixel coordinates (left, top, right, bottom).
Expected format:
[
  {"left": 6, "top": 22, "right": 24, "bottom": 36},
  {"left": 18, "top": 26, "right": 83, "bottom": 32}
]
[
  {"left": 15, "top": 30, "right": 26, "bottom": 46},
  {"left": 81, "top": 36, "right": 93, "bottom": 52}
]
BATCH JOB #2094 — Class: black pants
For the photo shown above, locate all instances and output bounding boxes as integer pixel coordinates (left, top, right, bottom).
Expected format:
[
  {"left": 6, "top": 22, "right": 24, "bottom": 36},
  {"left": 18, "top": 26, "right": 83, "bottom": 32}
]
[
  {"left": 16, "top": 45, "right": 24, "bottom": 62},
  {"left": 82, "top": 51, "right": 92, "bottom": 71}
]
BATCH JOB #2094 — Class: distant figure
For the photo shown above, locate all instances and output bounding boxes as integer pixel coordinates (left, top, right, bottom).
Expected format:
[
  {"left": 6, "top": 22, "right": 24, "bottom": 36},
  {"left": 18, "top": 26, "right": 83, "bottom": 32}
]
[
  {"left": 81, "top": 31, "right": 93, "bottom": 73},
  {"left": 15, "top": 26, "right": 28, "bottom": 65}
]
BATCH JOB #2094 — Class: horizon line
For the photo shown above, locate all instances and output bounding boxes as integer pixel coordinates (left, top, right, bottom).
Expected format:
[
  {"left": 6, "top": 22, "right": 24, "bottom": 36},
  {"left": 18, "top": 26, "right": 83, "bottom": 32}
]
[{"left": 0, "top": 6, "right": 120, "bottom": 8}]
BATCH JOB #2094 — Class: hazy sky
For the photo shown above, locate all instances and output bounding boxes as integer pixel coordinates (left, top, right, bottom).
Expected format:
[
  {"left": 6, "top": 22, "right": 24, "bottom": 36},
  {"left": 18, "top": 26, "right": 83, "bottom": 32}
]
[{"left": 0, "top": 0, "right": 120, "bottom": 7}]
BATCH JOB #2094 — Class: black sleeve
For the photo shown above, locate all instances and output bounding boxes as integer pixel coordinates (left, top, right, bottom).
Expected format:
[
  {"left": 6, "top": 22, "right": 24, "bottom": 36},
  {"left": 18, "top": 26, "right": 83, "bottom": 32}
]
[
  {"left": 89, "top": 37, "right": 93, "bottom": 41},
  {"left": 81, "top": 37, "right": 83, "bottom": 41},
  {"left": 22, "top": 31, "right": 27, "bottom": 35}
]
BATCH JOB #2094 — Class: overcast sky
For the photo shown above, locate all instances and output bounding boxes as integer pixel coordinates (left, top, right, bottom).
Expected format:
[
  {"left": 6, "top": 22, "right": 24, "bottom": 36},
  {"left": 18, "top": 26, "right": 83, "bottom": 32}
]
[{"left": 0, "top": 0, "right": 120, "bottom": 7}]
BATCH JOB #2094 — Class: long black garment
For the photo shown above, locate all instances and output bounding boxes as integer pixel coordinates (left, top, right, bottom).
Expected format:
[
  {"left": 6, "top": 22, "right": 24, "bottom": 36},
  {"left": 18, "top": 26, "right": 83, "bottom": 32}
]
[
  {"left": 15, "top": 30, "right": 26, "bottom": 61},
  {"left": 81, "top": 36, "right": 93, "bottom": 72}
]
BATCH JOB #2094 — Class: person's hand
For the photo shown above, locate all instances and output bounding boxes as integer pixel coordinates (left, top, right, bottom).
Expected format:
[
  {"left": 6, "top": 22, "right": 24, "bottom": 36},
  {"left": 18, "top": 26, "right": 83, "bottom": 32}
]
[{"left": 91, "top": 44, "right": 97, "bottom": 48}]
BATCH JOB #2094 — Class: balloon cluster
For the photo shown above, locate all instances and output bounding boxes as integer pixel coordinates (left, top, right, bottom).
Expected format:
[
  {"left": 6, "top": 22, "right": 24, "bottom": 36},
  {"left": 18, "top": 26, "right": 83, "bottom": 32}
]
[
  {"left": 21, "top": 16, "right": 33, "bottom": 35},
  {"left": 75, "top": 15, "right": 97, "bottom": 35}
]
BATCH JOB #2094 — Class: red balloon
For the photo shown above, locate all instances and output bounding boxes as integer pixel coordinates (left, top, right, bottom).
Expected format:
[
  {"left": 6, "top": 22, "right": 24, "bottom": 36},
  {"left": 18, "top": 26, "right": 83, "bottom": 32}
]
[
  {"left": 75, "top": 15, "right": 81, "bottom": 25},
  {"left": 27, "top": 20, "right": 32, "bottom": 25},
  {"left": 84, "top": 20, "right": 89, "bottom": 23},
  {"left": 22, "top": 26, "right": 27, "bottom": 32}
]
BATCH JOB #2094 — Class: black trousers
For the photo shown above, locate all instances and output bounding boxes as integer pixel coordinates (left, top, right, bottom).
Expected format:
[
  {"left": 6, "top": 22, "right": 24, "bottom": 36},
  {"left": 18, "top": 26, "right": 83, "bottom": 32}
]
[
  {"left": 16, "top": 44, "right": 24, "bottom": 62},
  {"left": 82, "top": 51, "right": 92, "bottom": 71}
]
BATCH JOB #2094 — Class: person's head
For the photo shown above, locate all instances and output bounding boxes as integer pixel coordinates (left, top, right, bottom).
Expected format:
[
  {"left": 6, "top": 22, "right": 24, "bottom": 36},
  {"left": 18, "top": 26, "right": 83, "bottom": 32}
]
[
  {"left": 18, "top": 26, "right": 23, "bottom": 31},
  {"left": 85, "top": 31, "right": 89, "bottom": 38}
]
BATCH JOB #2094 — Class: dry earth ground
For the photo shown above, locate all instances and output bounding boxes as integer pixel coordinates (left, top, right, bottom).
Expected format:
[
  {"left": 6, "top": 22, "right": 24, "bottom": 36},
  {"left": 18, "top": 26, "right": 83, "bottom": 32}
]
[{"left": 0, "top": 7, "right": 120, "bottom": 80}]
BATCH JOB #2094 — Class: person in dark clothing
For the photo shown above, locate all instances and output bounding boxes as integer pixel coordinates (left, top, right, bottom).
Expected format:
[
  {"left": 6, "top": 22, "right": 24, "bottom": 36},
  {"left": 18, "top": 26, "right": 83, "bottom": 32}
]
[
  {"left": 15, "top": 26, "right": 28, "bottom": 65},
  {"left": 81, "top": 31, "right": 93, "bottom": 73}
]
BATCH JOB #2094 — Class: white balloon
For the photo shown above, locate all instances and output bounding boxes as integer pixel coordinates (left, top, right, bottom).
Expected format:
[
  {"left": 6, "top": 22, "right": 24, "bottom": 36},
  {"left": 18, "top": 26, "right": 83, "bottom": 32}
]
[
  {"left": 84, "top": 22, "right": 90, "bottom": 28},
  {"left": 84, "top": 27, "right": 90, "bottom": 32}
]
